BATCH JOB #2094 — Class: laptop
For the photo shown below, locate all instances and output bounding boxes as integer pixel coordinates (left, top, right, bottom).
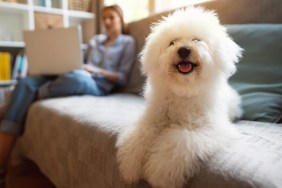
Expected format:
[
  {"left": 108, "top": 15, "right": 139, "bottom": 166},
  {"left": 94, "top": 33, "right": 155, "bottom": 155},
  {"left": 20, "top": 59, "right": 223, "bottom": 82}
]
[{"left": 24, "top": 26, "right": 83, "bottom": 75}]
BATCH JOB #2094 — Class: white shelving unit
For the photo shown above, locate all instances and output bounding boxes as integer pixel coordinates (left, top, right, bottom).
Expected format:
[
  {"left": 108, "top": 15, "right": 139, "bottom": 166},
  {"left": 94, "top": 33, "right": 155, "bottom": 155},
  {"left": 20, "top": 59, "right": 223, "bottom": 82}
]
[
  {"left": 0, "top": 0, "right": 95, "bottom": 86},
  {"left": 0, "top": 0, "right": 95, "bottom": 48}
]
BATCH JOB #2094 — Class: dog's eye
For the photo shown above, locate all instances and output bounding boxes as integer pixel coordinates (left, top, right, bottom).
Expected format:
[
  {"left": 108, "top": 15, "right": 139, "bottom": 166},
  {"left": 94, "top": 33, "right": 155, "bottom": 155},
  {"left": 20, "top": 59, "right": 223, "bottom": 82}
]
[
  {"left": 192, "top": 38, "right": 201, "bottom": 42},
  {"left": 169, "top": 39, "right": 179, "bottom": 46}
]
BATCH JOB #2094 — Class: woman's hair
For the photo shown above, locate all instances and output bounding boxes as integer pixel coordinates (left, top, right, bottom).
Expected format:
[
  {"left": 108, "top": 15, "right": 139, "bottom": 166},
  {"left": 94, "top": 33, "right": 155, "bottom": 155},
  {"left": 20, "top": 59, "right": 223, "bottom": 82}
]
[{"left": 102, "top": 4, "right": 129, "bottom": 34}]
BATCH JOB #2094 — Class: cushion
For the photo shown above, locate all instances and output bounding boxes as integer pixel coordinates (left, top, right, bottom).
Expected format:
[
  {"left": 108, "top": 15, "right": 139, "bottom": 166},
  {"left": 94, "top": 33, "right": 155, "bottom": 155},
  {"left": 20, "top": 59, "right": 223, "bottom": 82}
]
[{"left": 227, "top": 24, "right": 282, "bottom": 123}]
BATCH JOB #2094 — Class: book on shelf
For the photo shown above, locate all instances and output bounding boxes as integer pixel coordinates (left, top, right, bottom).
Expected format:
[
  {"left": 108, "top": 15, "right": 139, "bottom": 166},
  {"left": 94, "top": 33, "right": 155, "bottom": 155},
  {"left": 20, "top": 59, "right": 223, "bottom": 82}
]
[
  {"left": 0, "top": 50, "right": 28, "bottom": 83},
  {"left": 0, "top": 51, "right": 16, "bottom": 105},
  {"left": 0, "top": 52, "right": 11, "bottom": 81},
  {"left": 12, "top": 50, "right": 28, "bottom": 80}
]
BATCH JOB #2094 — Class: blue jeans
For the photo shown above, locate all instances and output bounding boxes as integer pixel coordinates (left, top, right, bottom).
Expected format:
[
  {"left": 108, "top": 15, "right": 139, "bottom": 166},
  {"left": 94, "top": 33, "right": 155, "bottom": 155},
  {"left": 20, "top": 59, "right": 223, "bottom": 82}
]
[{"left": 0, "top": 70, "right": 105, "bottom": 135}]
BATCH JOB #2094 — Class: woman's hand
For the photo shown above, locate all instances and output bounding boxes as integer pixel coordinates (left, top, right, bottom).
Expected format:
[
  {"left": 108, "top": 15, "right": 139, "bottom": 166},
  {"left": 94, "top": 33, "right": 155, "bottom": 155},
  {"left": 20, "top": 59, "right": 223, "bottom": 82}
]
[
  {"left": 82, "top": 64, "right": 103, "bottom": 74},
  {"left": 82, "top": 64, "right": 119, "bottom": 82}
]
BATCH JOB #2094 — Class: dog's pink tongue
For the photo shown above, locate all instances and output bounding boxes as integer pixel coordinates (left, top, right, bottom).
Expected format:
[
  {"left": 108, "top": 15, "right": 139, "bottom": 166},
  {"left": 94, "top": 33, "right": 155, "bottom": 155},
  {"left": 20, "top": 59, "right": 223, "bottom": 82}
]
[{"left": 178, "top": 63, "right": 192, "bottom": 73}]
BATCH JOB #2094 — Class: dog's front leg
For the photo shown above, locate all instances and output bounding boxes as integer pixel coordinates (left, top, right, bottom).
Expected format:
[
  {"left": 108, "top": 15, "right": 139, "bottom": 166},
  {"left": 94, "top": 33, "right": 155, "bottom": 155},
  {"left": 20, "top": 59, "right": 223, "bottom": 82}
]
[
  {"left": 144, "top": 127, "right": 203, "bottom": 188},
  {"left": 116, "top": 122, "right": 156, "bottom": 184}
]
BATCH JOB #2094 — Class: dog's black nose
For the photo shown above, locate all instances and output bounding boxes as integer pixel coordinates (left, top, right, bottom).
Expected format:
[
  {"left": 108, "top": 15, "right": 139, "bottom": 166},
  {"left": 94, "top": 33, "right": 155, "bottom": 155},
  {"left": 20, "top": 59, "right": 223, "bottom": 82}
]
[{"left": 178, "top": 47, "right": 191, "bottom": 59}]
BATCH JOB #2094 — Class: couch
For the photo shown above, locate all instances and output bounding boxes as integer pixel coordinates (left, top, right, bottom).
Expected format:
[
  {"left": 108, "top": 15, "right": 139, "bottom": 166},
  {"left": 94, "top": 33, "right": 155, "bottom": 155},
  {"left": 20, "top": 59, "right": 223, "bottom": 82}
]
[{"left": 11, "top": 0, "right": 282, "bottom": 187}]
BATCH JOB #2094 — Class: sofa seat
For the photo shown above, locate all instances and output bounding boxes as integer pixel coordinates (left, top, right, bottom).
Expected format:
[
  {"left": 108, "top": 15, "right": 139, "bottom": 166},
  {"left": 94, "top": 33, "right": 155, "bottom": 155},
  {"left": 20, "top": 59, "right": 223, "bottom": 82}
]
[
  {"left": 18, "top": 94, "right": 282, "bottom": 188},
  {"left": 19, "top": 94, "right": 146, "bottom": 188}
]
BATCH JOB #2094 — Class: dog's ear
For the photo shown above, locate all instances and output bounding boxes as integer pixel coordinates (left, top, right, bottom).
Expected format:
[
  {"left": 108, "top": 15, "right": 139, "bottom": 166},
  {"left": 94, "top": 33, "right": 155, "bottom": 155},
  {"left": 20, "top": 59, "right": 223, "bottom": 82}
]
[
  {"left": 140, "top": 33, "right": 161, "bottom": 76},
  {"left": 217, "top": 35, "right": 243, "bottom": 78},
  {"left": 140, "top": 45, "right": 150, "bottom": 76}
]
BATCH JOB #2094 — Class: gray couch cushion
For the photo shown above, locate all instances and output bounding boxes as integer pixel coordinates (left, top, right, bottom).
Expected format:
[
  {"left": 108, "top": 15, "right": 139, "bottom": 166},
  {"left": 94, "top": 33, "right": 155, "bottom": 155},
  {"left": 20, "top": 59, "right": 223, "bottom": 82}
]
[
  {"left": 19, "top": 95, "right": 282, "bottom": 188},
  {"left": 228, "top": 24, "right": 282, "bottom": 123},
  {"left": 191, "top": 121, "right": 282, "bottom": 188}
]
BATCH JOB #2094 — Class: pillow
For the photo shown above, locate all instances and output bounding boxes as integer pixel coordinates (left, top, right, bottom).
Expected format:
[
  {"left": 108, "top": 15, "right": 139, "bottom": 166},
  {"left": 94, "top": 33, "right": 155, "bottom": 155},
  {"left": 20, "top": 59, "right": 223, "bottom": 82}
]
[{"left": 227, "top": 24, "right": 282, "bottom": 123}]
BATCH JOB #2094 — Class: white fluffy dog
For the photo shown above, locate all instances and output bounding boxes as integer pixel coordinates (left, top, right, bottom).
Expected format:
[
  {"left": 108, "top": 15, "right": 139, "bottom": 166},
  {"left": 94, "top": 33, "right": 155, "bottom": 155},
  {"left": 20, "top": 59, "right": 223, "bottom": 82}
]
[{"left": 117, "top": 7, "right": 243, "bottom": 188}]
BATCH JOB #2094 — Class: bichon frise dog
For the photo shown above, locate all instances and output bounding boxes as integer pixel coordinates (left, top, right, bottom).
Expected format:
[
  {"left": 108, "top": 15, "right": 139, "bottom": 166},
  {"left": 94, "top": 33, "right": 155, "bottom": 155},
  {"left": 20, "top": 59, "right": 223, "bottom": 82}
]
[{"left": 116, "top": 6, "right": 243, "bottom": 188}]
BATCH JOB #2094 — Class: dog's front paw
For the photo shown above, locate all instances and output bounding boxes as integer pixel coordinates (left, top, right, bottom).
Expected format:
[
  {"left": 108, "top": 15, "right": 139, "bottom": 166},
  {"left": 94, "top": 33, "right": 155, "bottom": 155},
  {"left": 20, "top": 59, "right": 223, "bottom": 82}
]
[
  {"left": 144, "top": 128, "right": 201, "bottom": 188},
  {"left": 117, "top": 147, "right": 142, "bottom": 183},
  {"left": 116, "top": 130, "right": 145, "bottom": 183},
  {"left": 144, "top": 152, "right": 199, "bottom": 188}
]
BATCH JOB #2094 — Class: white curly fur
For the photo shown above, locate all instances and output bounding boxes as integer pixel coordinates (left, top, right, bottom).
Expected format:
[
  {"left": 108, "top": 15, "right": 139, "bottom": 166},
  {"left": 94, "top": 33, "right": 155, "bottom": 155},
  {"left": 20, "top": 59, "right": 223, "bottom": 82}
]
[{"left": 116, "top": 6, "right": 243, "bottom": 188}]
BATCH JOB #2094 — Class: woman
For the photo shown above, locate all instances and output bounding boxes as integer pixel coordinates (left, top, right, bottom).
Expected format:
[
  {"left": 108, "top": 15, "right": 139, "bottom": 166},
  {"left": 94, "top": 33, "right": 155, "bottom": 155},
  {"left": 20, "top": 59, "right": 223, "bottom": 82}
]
[{"left": 0, "top": 4, "right": 135, "bottom": 184}]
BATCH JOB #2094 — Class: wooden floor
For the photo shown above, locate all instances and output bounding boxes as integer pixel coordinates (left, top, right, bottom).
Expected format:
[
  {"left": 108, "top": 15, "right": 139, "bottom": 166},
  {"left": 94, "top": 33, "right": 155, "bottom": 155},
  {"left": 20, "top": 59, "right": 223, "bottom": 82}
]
[{"left": 4, "top": 147, "right": 55, "bottom": 188}]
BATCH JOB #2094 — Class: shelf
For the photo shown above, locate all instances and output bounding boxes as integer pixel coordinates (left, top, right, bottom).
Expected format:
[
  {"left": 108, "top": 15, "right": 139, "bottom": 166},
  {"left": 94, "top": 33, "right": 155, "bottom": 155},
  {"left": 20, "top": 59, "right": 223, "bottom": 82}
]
[
  {"left": 0, "top": 1, "right": 29, "bottom": 13},
  {"left": 0, "top": 0, "right": 95, "bottom": 48},
  {"left": 0, "top": 80, "right": 17, "bottom": 87},
  {"left": 0, "top": 41, "right": 25, "bottom": 48},
  {"left": 33, "top": 5, "right": 64, "bottom": 15},
  {"left": 0, "top": 41, "right": 88, "bottom": 49}
]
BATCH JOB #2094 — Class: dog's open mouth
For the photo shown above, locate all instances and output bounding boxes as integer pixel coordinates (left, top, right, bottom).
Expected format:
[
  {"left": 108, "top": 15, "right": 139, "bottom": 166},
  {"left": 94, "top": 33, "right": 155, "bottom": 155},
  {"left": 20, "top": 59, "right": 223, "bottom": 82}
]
[{"left": 175, "top": 61, "right": 197, "bottom": 74}]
